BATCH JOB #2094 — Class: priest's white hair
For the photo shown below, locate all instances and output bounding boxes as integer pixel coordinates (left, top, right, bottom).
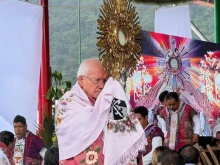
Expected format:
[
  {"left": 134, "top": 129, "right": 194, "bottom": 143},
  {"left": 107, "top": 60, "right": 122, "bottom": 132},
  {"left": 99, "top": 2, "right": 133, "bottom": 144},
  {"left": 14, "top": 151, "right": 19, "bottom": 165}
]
[{"left": 77, "top": 58, "right": 100, "bottom": 77}]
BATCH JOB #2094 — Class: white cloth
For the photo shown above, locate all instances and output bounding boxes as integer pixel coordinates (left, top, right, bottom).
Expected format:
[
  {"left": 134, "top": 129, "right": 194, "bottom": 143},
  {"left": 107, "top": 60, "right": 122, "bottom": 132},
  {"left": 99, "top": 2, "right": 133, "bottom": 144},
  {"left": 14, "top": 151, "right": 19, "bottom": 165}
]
[
  {"left": 156, "top": 115, "right": 167, "bottom": 137},
  {"left": 55, "top": 78, "right": 145, "bottom": 165},
  {"left": 155, "top": 5, "right": 192, "bottom": 39},
  {"left": 0, "top": 149, "right": 10, "bottom": 165},
  {"left": 39, "top": 148, "right": 47, "bottom": 159},
  {"left": 0, "top": 0, "right": 43, "bottom": 133},
  {"left": 169, "top": 109, "right": 179, "bottom": 150},
  {"left": 193, "top": 115, "right": 201, "bottom": 135},
  {"left": 143, "top": 136, "right": 162, "bottom": 165}
]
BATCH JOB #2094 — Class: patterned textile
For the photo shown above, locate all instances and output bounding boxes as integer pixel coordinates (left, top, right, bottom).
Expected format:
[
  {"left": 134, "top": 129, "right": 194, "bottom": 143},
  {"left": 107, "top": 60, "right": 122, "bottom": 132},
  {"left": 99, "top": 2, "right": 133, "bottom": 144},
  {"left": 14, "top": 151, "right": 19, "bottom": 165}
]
[
  {"left": 161, "top": 104, "right": 196, "bottom": 151},
  {"left": 0, "top": 148, "right": 10, "bottom": 165},
  {"left": 14, "top": 138, "right": 25, "bottom": 164},
  {"left": 144, "top": 124, "right": 164, "bottom": 154},
  {"left": 169, "top": 103, "right": 185, "bottom": 150},
  {"left": 59, "top": 133, "right": 104, "bottom": 165},
  {"left": 0, "top": 142, "right": 14, "bottom": 165},
  {"left": 13, "top": 131, "right": 45, "bottom": 165},
  {"left": 56, "top": 78, "right": 145, "bottom": 165},
  {"left": 25, "top": 157, "right": 42, "bottom": 165}
]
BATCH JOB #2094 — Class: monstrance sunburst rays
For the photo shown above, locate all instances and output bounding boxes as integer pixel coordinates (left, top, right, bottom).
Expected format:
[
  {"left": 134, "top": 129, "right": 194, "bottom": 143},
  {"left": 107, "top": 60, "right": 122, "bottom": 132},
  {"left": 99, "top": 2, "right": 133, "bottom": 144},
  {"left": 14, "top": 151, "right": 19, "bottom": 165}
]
[
  {"left": 156, "top": 37, "right": 192, "bottom": 88},
  {"left": 97, "top": 0, "right": 142, "bottom": 80}
]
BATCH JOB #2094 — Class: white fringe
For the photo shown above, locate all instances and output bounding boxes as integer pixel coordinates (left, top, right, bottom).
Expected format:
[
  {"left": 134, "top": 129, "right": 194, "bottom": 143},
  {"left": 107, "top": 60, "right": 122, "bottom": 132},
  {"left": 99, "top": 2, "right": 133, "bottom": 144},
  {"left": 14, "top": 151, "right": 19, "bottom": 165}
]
[{"left": 113, "top": 133, "right": 146, "bottom": 165}]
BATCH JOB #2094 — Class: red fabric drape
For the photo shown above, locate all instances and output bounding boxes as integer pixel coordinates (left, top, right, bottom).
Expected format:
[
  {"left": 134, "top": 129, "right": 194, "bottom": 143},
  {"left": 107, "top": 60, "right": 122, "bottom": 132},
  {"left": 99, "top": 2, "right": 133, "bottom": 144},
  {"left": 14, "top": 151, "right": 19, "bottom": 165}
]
[{"left": 38, "top": 0, "right": 50, "bottom": 126}]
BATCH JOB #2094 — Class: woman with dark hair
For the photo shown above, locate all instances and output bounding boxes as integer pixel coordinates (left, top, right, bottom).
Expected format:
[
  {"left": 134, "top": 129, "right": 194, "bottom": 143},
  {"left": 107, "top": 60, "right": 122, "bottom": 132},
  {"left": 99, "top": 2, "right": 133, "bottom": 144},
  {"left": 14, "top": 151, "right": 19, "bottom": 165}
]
[
  {"left": 44, "top": 147, "right": 59, "bottom": 165},
  {"left": 0, "top": 131, "right": 15, "bottom": 165}
]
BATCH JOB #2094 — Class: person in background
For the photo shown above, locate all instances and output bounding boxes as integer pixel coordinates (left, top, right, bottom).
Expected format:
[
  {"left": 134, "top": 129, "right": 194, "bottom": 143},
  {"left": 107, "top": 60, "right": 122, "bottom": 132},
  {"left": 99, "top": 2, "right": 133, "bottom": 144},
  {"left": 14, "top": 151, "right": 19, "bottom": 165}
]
[
  {"left": 211, "top": 120, "right": 220, "bottom": 162},
  {"left": 158, "top": 91, "right": 169, "bottom": 107},
  {"left": 0, "top": 149, "right": 10, "bottom": 165},
  {"left": 134, "top": 106, "right": 164, "bottom": 165},
  {"left": 179, "top": 144, "right": 200, "bottom": 165},
  {"left": 212, "top": 119, "right": 220, "bottom": 146},
  {"left": 0, "top": 131, "right": 15, "bottom": 165},
  {"left": 151, "top": 146, "right": 170, "bottom": 165},
  {"left": 158, "top": 150, "right": 184, "bottom": 165},
  {"left": 13, "top": 115, "right": 47, "bottom": 165},
  {"left": 160, "top": 92, "right": 200, "bottom": 151},
  {"left": 156, "top": 91, "right": 169, "bottom": 137},
  {"left": 44, "top": 147, "right": 59, "bottom": 165}
]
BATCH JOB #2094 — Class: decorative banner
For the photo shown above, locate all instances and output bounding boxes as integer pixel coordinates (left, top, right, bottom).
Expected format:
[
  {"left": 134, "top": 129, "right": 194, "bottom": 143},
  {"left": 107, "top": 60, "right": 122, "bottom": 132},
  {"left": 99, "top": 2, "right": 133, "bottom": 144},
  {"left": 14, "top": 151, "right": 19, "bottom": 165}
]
[
  {"left": 127, "top": 31, "right": 220, "bottom": 125},
  {"left": 0, "top": 0, "right": 43, "bottom": 132},
  {"left": 155, "top": 5, "right": 192, "bottom": 39}
]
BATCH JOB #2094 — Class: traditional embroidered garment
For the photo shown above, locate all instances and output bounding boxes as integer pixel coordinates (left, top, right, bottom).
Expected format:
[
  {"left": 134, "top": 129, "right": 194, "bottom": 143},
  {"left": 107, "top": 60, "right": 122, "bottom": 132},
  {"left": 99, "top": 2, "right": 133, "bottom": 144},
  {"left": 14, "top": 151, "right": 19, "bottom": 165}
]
[
  {"left": 55, "top": 77, "right": 145, "bottom": 165},
  {"left": 142, "top": 124, "right": 163, "bottom": 165},
  {"left": 161, "top": 103, "right": 198, "bottom": 151},
  {"left": 13, "top": 131, "right": 45, "bottom": 165},
  {"left": 168, "top": 103, "right": 185, "bottom": 150},
  {"left": 144, "top": 124, "right": 164, "bottom": 154},
  {"left": 59, "top": 132, "right": 104, "bottom": 165},
  {"left": 13, "top": 138, "right": 25, "bottom": 165},
  {"left": 0, "top": 142, "right": 14, "bottom": 165},
  {"left": 0, "top": 149, "right": 10, "bottom": 165}
]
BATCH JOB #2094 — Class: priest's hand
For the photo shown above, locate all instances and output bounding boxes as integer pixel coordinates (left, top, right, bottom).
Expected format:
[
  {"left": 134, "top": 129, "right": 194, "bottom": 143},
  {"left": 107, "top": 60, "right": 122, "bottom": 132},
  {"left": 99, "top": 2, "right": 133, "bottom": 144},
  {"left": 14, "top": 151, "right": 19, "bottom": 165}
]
[{"left": 192, "top": 134, "right": 199, "bottom": 144}]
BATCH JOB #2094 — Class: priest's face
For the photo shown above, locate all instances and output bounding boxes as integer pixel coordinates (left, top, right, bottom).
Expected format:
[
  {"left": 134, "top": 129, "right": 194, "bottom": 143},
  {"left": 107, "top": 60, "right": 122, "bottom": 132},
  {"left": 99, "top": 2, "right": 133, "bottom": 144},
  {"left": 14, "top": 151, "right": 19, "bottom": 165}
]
[
  {"left": 13, "top": 122, "right": 27, "bottom": 139},
  {"left": 78, "top": 60, "right": 107, "bottom": 99},
  {"left": 166, "top": 98, "right": 180, "bottom": 111}
]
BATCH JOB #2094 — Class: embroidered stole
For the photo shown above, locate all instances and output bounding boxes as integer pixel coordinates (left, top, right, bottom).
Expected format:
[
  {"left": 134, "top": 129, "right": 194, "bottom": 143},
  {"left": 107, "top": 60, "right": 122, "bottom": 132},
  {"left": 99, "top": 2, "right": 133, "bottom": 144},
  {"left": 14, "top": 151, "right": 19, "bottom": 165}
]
[
  {"left": 13, "top": 138, "right": 25, "bottom": 165},
  {"left": 168, "top": 103, "right": 185, "bottom": 150}
]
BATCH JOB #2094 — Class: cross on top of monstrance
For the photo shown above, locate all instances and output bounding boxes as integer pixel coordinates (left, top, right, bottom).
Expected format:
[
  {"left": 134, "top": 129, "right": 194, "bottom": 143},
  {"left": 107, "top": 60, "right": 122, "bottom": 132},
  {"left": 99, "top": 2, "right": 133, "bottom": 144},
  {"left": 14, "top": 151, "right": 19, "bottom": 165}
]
[{"left": 96, "top": 0, "right": 142, "bottom": 88}]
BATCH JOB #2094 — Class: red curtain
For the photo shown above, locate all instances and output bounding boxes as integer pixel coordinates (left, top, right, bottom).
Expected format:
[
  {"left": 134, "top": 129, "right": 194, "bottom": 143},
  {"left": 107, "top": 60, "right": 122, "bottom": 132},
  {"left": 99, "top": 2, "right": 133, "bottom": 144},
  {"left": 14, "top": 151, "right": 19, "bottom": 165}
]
[{"left": 38, "top": 0, "right": 50, "bottom": 126}]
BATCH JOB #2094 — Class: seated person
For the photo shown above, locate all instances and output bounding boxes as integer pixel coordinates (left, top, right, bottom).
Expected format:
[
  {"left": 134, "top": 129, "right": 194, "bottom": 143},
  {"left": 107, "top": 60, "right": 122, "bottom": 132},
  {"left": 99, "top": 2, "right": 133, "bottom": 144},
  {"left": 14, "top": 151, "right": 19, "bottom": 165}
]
[
  {"left": 212, "top": 121, "right": 220, "bottom": 146},
  {"left": 179, "top": 144, "right": 200, "bottom": 165},
  {"left": 198, "top": 136, "right": 216, "bottom": 149},
  {"left": 44, "top": 147, "right": 59, "bottom": 165},
  {"left": 134, "top": 106, "right": 164, "bottom": 165},
  {"left": 0, "top": 149, "right": 10, "bottom": 165},
  {"left": 0, "top": 131, "right": 15, "bottom": 165},
  {"left": 151, "top": 146, "right": 170, "bottom": 165},
  {"left": 158, "top": 150, "right": 184, "bottom": 165}
]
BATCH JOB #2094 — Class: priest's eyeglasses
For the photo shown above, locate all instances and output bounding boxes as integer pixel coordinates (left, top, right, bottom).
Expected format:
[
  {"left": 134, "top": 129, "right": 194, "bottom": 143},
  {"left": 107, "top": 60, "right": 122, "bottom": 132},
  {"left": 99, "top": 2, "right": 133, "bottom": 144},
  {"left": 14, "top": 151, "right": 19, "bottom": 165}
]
[{"left": 82, "top": 75, "right": 106, "bottom": 84}]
